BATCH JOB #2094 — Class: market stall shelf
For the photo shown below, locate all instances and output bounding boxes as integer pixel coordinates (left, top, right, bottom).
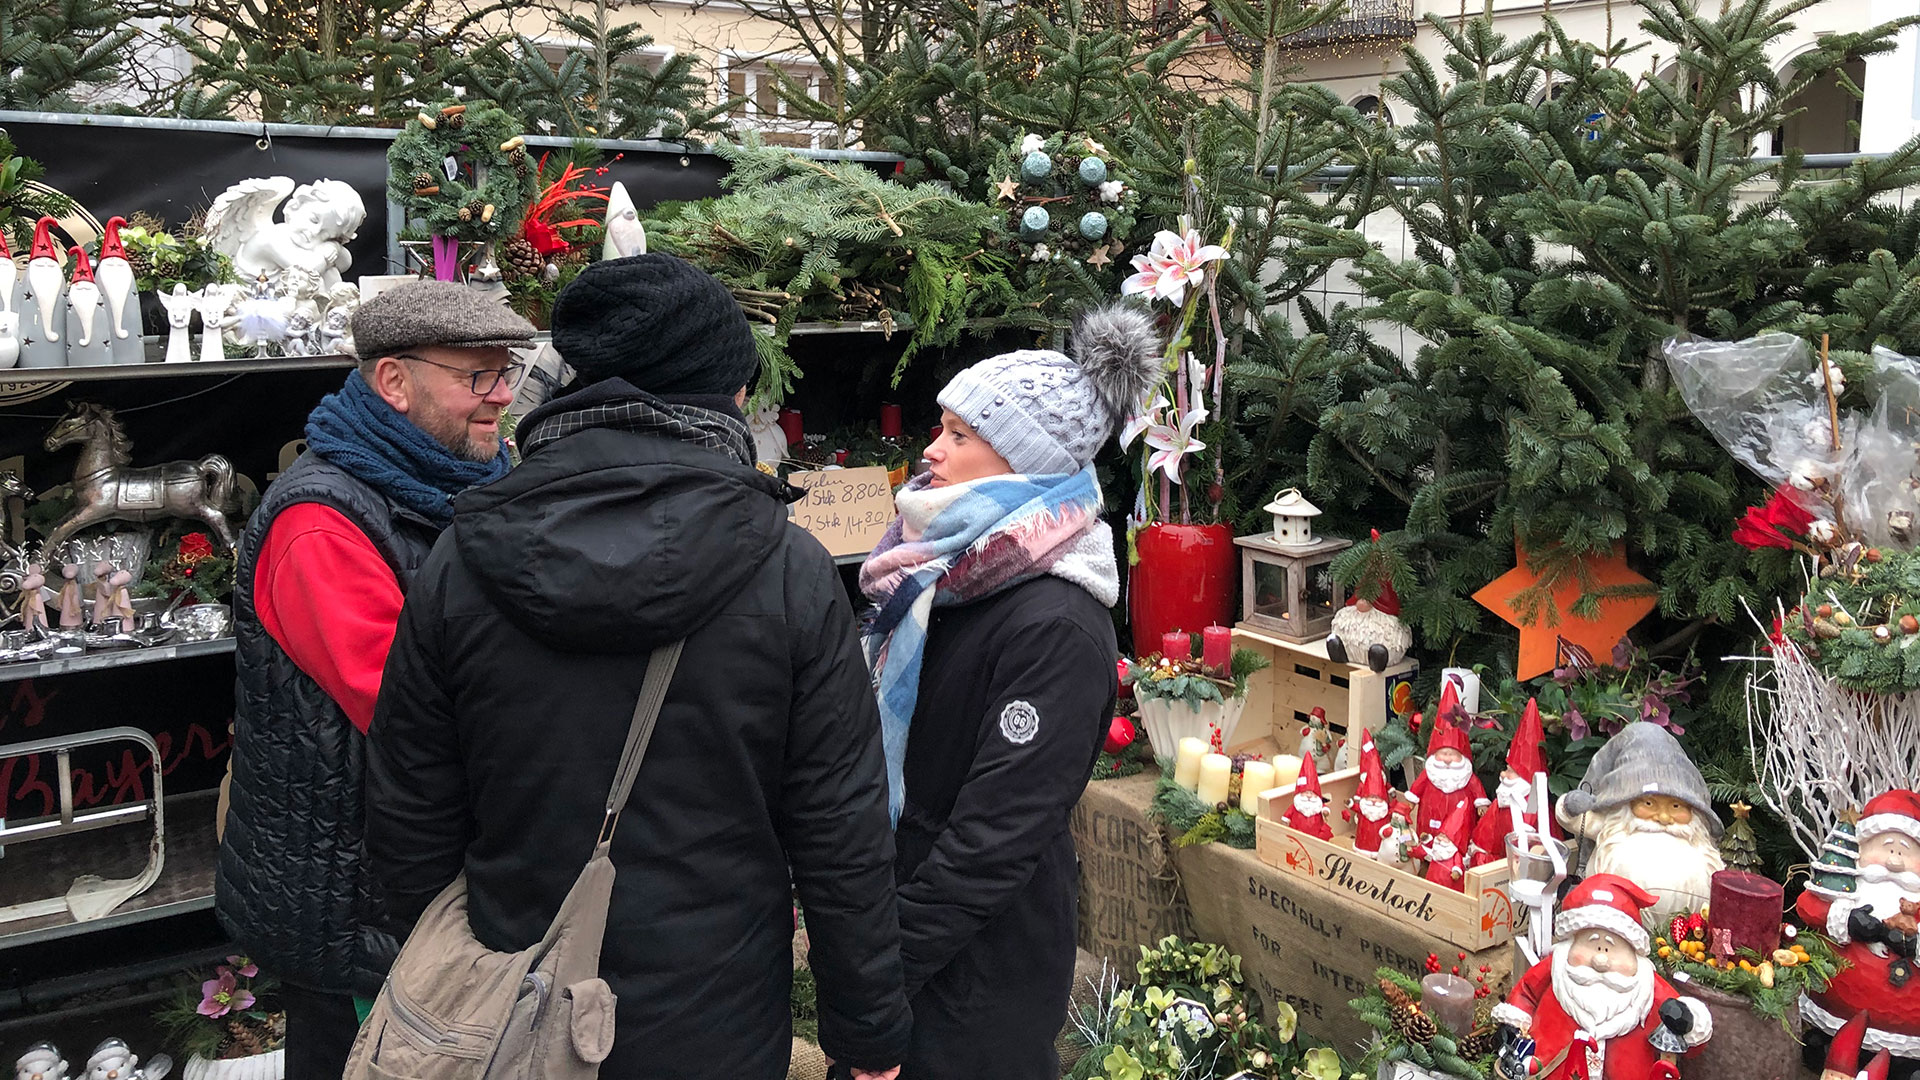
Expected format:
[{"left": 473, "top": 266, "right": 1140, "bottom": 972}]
[
  {"left": 0, "top": 353, "right": 356, "bottom": 384},
  {"left": 0, "top": 636, "right": 235, "bottom": 684}
]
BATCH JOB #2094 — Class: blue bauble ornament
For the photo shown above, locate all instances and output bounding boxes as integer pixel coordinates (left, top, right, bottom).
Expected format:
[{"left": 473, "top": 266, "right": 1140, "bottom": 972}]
[
  {"left": 1078, "top": 212, "right": 1110, "bottom": 240},
  {"left": 1078, "top": 157, "right": 1108, "bottom": 186},
  {"left": 1021, "top": 151, "right": 1053, "bottom": 182},
  {"left": 1020, "top": 206, "right": 1052, "bottom": 238}
]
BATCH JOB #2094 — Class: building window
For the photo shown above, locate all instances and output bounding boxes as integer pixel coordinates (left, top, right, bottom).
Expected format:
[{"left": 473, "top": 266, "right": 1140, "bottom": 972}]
[
  {"left": 1352, "top": 94, "right": 1392, "bottom": 125},
  {"left": 725, "top": 59, "right": 837, "bottom": 149}
]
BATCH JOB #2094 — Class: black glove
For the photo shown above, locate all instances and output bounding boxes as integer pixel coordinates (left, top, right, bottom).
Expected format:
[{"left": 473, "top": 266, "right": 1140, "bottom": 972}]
[
  {"left": 1850, "top": 906, "right": 1887, "bottom": 944},
  {"left": 1659, "top": 998, "right": 1693, "bottom": 1037},
  {"left": 1888, "top": 925, "right": 1918, "bottom": 959}
]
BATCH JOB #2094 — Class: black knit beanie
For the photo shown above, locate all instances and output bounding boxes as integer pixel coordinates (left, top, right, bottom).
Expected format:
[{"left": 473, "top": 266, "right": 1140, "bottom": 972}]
[{"left": 550, "top": 253, "right": 759, "bottom": 395}]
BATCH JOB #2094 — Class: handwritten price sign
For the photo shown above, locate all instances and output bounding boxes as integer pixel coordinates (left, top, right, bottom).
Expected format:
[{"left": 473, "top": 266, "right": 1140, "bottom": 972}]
[{"left": 788, "top": 467, "right": 898, "bottom": 557}]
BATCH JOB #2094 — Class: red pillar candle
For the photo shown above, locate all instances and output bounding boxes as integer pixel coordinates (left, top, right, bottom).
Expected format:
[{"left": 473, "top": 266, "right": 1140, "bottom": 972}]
[
  {"left": 880, "top": 403, "right": 903, "bottom": 438},
  {"left": 1709, "top": 869, "right": 1785, "bottom": 956},
  {"left": 1161, "top": 630, "right": 1191, "bottom": 660},
  {"left": 778, "top": 409, "right": 804, "bottom": 446},
  {"left": 1116, "top": 658, "right": 1132, "bottom": 698},
  {"left": 1202, "top": 625, "right": 1232, "bottom": 672}
]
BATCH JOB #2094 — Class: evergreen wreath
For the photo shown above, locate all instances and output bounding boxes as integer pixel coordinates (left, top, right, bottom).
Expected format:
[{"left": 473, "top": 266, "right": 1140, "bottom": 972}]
[
  {"left": 387, "top": 101, "right": 537, "bottom": 242},
  {"left": 987, "top": 131, "right": 1141, "bottom": 270}
]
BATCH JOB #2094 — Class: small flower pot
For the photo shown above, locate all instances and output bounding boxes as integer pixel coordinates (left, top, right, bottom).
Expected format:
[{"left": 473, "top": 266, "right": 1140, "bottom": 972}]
[
  {"left": 1129, "top": 523, "right": 1236, "bottom": 652},
  {"left": 183, "top": 1048, "right": 284, "bottom": 1080},
  {"left": 1135, "top": 695, "right": 1248, "bottom": 760}
]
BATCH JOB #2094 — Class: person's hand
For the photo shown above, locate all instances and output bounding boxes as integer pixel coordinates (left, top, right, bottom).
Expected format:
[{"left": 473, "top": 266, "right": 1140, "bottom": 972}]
[{"left": 850, "top": 1069, "right": 901, "bottom": 1080}]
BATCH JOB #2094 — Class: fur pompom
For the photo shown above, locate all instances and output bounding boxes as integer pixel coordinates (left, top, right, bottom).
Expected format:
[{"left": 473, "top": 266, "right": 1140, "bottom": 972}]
[{"left": 1071, "top": 303, "right": 1163, "bottom": 423}]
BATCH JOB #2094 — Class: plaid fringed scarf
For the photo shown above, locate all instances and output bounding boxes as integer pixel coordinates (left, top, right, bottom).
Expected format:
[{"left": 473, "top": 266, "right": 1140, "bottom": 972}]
[{"left": 859, "top": 467, "right": 1117, "bottom": 824}]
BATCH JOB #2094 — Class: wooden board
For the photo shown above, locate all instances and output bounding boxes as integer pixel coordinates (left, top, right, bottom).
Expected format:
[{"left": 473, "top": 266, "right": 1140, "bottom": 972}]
[
  {"left": 1232, "top": 625, "right": 1418, "bottom": 761},
  {"left": 787, "top": 467, "right": 898, "bottom": 557},
  {"left": 1252, "top": 762, "right": 1514, "bottom": 951}
]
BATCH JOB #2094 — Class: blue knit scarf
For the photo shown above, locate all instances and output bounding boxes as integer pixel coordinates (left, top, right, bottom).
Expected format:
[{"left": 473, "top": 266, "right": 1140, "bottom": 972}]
[{"left": 304, "top": 370, "right": 510, "bottom": 527}]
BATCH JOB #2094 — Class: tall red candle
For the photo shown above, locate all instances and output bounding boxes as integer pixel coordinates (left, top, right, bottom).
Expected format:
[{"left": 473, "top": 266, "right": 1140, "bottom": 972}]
[
  {"left": 880, "top": 403, "right": 903, "bottom": 438},
  {"left": 1116, "top": 658, "right": 1132, "bottom": 699},
  {"left": 1709, "top": 869, "right": 1784, "bottom": 956},
  {"left": 778, "top": 409, "right": 804, "bottom": 446},
  {"left": 1202, "top": 625, "right": 1232, "bottom": 672},
  {"left": 1161, "top": 630, "right": 1191, "bottom": 660}
]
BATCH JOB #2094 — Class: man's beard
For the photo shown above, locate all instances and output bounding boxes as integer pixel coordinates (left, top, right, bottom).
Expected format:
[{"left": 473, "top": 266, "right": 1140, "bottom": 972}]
[
  {"left": 1496, "top": 775, "right": 1532, "bottom": 810},
  {"left": 1587, "top": 811, "right": 1723, "bottom": 917},
  {"left": 1294, "top": 794, "right": 1325, "bottom": 817},
  {"left": 413, "top": 396, "right": 500, "bottom": 463},
  {"left": 1425, "top": 755, "right": 1474, "bottom": 794},
  {"left": 1357, "top": 798, "right": 1389, "bottom": 822},
  {"left": 1549, "top": 940, "right": 1655, "bottom": 1042},
  {"left": 1854, "top": 861, "right": 1920, "bottom": 916},
  {"left": 1427, "top": 837, "right": 1458, "bottom": 861}
]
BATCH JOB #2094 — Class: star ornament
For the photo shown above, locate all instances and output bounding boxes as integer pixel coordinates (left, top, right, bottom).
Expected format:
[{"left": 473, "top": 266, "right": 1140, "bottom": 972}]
[
  {"left": 995, "top": 176, "right": 1020, "bottom": 201},
  {"left": 1087, "top": 247, "right": 1112, "bottom": 268},
  {"left": 1471, "top": 542, "right": 1658, "bottom": 679}
]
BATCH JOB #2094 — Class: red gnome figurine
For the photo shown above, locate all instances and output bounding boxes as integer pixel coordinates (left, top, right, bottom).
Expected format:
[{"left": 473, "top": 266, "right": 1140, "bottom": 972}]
[
  {"left": 1344, "top": 732, "right": 1395, "bottom": 859},
  {"left": 1797, "top": 789, "right": 1920, "bottom": 1057},
  {"left": 1816, "top": 1014, "right": 1892, "bottom": 1080},
  {"left": 1411, "top": 797, "right": 1472, "bottom": 891},
  {"left": 1407, "top": 683, "right": 1488, "bottom": 839},
  {"left": 1284, "top": 750, "right": 1335, "bottom": 840},
  {"left": 1470, "top": 697, "right": 1563, "bottom": 867}
]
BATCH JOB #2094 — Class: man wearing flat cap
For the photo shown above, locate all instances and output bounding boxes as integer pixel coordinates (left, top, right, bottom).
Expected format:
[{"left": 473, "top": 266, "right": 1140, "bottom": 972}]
[{"left": 217, "top": 281, "right": 536, "bottom": 1079}]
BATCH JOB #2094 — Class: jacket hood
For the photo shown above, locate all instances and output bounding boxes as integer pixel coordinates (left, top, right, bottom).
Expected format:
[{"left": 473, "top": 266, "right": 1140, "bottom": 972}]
[{"left": 453, "top": 427, "right": 800, "bottom": 652}]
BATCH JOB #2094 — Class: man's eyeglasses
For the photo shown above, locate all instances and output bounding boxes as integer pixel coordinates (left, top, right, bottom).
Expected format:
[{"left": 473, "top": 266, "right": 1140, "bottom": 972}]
[{"left": 399, "top": 354, "right": 526, "bottom": 396}]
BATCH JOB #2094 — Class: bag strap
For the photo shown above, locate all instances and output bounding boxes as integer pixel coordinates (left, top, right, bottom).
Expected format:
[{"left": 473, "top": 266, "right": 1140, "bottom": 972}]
[{"left": 593, "top": 640, "right": 684, "bottom": 852}]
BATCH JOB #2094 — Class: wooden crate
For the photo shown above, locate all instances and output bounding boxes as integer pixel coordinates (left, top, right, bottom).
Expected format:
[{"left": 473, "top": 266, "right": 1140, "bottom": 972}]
[
  {"left": 1229, "top": 625, "right": 1418, "bottom": 757},
  {"left": 1251, "top": 764, "right": 1516, "bottom": 951}
]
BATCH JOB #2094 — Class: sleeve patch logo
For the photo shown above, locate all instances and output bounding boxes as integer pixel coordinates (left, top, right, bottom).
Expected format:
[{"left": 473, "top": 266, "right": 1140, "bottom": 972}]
[{"left": 999, "top": 699, "right": 1041, "bottom": 745}]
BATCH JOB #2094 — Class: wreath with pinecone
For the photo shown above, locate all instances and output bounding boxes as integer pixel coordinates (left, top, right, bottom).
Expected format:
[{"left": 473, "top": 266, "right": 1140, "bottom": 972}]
[
  {"left": 1351, "top": 965, "right": 1501, "bottom": 1078},
  {"left": 387, "top": 101, "right": 537, "bottom": 242}
]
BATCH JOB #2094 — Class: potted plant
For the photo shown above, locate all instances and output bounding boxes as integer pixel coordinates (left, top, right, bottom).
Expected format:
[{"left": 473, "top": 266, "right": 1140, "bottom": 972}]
[{"left": 155, "top": 956, "right": 285, "bottom": 1080}]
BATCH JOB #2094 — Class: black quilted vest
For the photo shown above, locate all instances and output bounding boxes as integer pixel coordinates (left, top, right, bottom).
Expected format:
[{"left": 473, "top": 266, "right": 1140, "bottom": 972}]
[{"left": 214, "top": 451, "right": 441, "bottom": 996}]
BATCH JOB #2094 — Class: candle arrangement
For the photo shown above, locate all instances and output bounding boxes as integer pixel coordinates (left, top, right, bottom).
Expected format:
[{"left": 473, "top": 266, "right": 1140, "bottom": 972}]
[{"left": 1123, "top": 641, "right": 1271, "bottom": 761}]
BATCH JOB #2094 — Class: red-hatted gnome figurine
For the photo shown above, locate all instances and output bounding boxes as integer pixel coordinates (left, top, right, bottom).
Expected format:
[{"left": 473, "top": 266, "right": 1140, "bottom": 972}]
[
  {"left": 1407, "top": 684, "right": 1489, "bottom": 839},
  {"left": 1470, "top": 697, "right": 1563, "bottom": 867},
  {"left": 1285, "top": 749, "right": 1335, "bottom": 840},
  {"left": 1344, "top": 732, "right": 1396, "bottom": 859},
  {"left": 1410, "top": 797, "right": 1472, "bottom": 890},
  {"left": 1797, "top": 789, "right": 1920, "bottom": 1059},
  {"left": 1493, "top": 874, "right": 1713, "bottom": 1080},
  {"left": 1816, "top": 1014, "right": 1894, "bottom": 1080},
  {"left": 1324, "top": 530, "right": 1411, "bottom": 673}
]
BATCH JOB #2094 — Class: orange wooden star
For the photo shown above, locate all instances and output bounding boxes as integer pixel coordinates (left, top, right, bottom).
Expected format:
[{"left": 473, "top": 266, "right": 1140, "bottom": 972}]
[{"left": 1472, "top": 542, "right": 1659, "bottom": 679}]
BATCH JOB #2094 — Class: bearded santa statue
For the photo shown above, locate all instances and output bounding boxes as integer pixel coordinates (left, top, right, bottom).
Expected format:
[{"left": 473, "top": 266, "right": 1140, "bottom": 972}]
[
  {"left": 1556, "top": 724, "right": 1724, "bottom": 924},
  {"left": 1284, "top": 750, "right": 1334, "bottom": 840},
  {"left": 1470, "top": 697, "right": 1564, "bottom": 867},
  {"left": 1492, "top": 874, "right": 1712, "bottom": 1080},
  {"left": 1407, "top": 690, "right": 1489, "bottom": 839},
  {"left": 1797, "top": 790, "right": 1920, "bottom": 1059},
  {"left": 1343, "top": 732, "right": 1395, "bottom": 858},
  {"left": 1323, "top": 530, "right": 1411, "bottom": 673},
  {"left": 1409, "top": 797, "right": 1472, "bottom": 891},
  {"left": 1815, "top": 1013, "right": 1894, "bottom": 1080}
]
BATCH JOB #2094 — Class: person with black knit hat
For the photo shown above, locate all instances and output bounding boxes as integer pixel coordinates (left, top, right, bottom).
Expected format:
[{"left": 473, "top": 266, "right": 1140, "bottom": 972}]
[
  {"left": 365, "top": 254, "right": 910, "bottom": 1080},
  {"left": 860, "top": 304, "right": 1162, "bottom": 1079}
]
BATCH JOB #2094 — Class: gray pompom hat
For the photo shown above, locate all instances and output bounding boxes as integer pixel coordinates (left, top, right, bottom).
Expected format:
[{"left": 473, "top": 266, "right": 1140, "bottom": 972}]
[
  {"left": 937, "top": 304, "right": 1162, "bottom": 475},
  {"left": 1559, "top": 723, "right": 1723, "bottom": 837}
]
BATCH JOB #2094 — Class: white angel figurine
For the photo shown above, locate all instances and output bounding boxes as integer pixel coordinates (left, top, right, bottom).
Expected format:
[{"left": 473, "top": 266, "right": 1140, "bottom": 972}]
[
  {"left": 229, "top": 273, "right": 293, "bottom": 357},
  {"left": 194, "top": 285, "right": 236, "bottom": 363},
  {"left": 203, "top": 176, "right": 366, "bottom": 291},
  {"left": 157, "top": 284, "right": 199, "bottom": 363}
]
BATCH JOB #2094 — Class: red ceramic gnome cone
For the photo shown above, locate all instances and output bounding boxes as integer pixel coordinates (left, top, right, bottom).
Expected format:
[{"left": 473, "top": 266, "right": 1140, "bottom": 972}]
[
  {"left": 1344, "top": 732, "right": 1395, "bottom": 858},
  {"left": 1817, "top": 1013, "right": 1870, "bottom": 1080},
  {"left": 96, "top": 216, "right": 136, "bottom": 341},
  {"left": 1408, "top": 690, "right": 1487, "bottom": 839},
  {"left": 65, "top": 245, "right": 100, "bottom": 348},
  {"left": 26, "top": 217, "right": 63, "bottom": 342},
  {"left": 1471, "top": 697, "right": 1563, "bottom": 866},
  {"left": 1284, "top": 750, "right": 1334, "bottom": 840}
]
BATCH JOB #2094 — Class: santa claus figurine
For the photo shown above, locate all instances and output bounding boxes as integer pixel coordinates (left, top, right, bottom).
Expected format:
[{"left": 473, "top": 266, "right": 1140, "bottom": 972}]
[
  {"left": 1284, "top": 751, "right": 1334, "bottom": 840},
  {"left": 1814, "top": 1013, "right": 1893, "bottom": 1080},
  {"left": 1797, "top": 790, "right": 1920, "bottom": 1061},
  {"left": 1492, "top": 874, "right": 1713, "bottom": 1079},
  {"left": 1410, "top": 798, "right": 1473, "bottom": 890},
  {"left": 1323, "top": 530, "right": 1411, "bottom": 673},
  {"left": 1407, "top": 690, "right": 1489, "bottom": 839},
  {"left": 1557, "top": 724, "right": 1724, "bottom": 923},
  {"left": 1343, "top": 732, "right": 1395, "bottom": 859},
  {"left": 1470, "top": 697, "right": 1563, "bottom": 867}
]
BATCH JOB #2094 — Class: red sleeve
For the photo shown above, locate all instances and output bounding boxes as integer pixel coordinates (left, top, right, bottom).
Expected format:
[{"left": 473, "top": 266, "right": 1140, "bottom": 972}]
[
  {"left": 254, "top": 502, "right": 405, "bottom": 735},
  {"left": 1506, "top": 957, "right": 1552, "bottom": 1016}
]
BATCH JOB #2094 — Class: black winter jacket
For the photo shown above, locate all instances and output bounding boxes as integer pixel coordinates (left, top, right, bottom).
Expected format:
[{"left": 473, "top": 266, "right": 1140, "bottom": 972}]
[
  {"left": 364, "top": 423, "right": 912, "bottom": 1080},
  {"left": 216, "top": 451, "right": 436, "bottom": 996},
  {"left": 893, "top": 575, "right": 1118, "bottom": 1080}
]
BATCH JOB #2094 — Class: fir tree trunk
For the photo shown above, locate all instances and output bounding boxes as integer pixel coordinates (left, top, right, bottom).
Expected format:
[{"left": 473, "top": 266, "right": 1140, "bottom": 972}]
[{"left": 595, "top": 0, "right": 613, "bottom": 135}]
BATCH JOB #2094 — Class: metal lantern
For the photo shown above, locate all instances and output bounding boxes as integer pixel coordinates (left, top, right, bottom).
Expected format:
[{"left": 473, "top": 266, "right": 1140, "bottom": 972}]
[
  {"left": 1235, "top": 531, "right": 1351, "bottom": 643},
  {"left": 1263, "top": 487, "right": 1322, "bottom": 547}
]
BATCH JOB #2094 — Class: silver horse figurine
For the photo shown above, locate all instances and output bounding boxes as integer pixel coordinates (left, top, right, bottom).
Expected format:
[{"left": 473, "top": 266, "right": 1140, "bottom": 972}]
[{"left": 41, "top": 403, "right": 240, "bottom": 551}]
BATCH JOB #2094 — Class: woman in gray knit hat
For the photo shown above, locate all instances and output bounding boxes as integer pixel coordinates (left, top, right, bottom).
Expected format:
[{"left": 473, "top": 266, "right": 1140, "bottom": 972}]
[{"left": 858, "top": 305, "right": 1161, "bottom": 1079}]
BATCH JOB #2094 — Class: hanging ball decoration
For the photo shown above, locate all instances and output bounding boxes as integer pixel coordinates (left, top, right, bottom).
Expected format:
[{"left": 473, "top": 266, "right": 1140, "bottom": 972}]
[
  {"left": 1020, "top": 205, "right": 1051, "bottom": 238},
  {"left": 1078, "top": 157, "right": 1108, "bottom": 187},
  {"left": 1078, "top": 212, "right": 1110, "bottom": 240},
  {"left": 1021, "top": 151, "right": 1053, "bottom": 182}
]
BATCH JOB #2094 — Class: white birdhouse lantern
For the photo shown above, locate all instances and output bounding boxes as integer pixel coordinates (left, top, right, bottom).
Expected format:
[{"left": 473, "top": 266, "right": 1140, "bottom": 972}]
[{"left": 1264, "top": 488, "right": 1322, "bottom": 547}]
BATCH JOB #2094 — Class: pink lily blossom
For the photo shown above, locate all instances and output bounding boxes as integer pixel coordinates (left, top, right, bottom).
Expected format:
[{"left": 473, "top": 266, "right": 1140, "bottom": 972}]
[
  {"left": 1119, "top": 228, "right": 1228, "bottom": 307},
  {"left": 1119, "top": 392, "right": 1169, "bottom": 450},
  {"left": 1144, "top": 407, "right": 1209, "bottom": 483}
]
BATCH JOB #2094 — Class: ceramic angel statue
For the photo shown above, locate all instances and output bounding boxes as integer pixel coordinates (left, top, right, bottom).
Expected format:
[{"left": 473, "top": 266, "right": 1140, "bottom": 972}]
[
  {"left": 203, "top": 176, "right": 365, "bottom": 291},
  {"left": 228, "top": 273, "right": 292, "bottom": 356},
  {"left": 157, "top": 284, "right": 199, "bottom": 363}
]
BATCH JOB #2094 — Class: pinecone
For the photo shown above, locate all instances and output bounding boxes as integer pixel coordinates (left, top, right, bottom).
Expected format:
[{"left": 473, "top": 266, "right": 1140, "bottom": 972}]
[
  {"left": 508, "top": 146, "right": 528, "bottom": 166},
  {"left": 1457, "top": 1027, "right": 1496, "bottom": 1059},
  {"left": 466, "top": 200, "right": 486, "bottom": 220},
  {"left": 1394, "top": 1005, "right": 1439, "bottom": 1046},
  {"left": 458, "top": 206, "right": 473, "bottom": 222},
  {"left": 123, "top": 249, "right": 152, "bottom": 281},
  {"left": 412, "top": 170, "right": 434, "bottom": 193},
  {"left": 226, "top": 1021, "right": 265, "bottom": 1058},
  {"left": 1379, "top": 977, "right": 1416, "bottom": 1009},
  {"left": 447, "top": 112, "right": 465, "bottom": 130},
  {"left": 502, "top": 238, "right": 543, "bottom": 280}
]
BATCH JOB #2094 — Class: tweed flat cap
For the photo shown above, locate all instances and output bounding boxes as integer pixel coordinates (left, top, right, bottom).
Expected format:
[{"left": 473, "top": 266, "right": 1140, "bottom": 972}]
[{"left": 351, "top": 280, "right": 537, "bottom": 360}]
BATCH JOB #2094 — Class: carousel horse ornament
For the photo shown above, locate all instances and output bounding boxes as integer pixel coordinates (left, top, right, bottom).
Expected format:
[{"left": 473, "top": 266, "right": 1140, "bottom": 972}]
[{"left": 40, "top": 403, "right": 240, "bottom": 550}]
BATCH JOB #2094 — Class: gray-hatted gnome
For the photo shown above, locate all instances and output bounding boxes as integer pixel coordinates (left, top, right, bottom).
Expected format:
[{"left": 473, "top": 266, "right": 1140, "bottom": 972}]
[
  {"left": 1556, "top": 723, "right": 1724, "bottom": 924},
  {"left": 1324, "top": 529, "right": 1411, "bottom": 672}
]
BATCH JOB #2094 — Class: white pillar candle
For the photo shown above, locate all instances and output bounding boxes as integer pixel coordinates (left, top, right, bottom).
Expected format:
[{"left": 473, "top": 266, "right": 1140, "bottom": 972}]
[
  {"left": 1196, "top": 754, "right": 1233, "bottom": 808},
  {"left": 1441, "top": 668, "right": 1481, "bottom": 714},
  {"left": 1239, "top": 761, "right": 1277, "bottom": 815},
  {"left": 1269, "top": 754, "right": 1303, "bottom": 791},
  {"left": 1173, "top": 737, "right": 1208, "bottom": 791}
]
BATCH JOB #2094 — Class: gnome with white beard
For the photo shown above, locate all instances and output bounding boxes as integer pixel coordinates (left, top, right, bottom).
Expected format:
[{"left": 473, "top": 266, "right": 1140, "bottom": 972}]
[
  {"left": 1407, "top": 683, "right": 1488, "bottom": 839},
  {"left": 1469, "top": 697, "right": 1563, "bottom": 867},
  {"left": 1797, "top": 790, "right": 1920, "bottom": 1060},
  {"left": 1493, "top": 874, "right": 1712, "bottom": 1080},
  {"left": 1343, "top": 732, "right": 1395, "bottom": 859},
  {"left": 1556, "top": 724, "right": 1724, "bottom": 924},
  {"left": 1284, "top": 750, "right": 1334, "bottom": 840},
  {"left": 1324, "top": 529, "right": 1411, "bottom": 672}
]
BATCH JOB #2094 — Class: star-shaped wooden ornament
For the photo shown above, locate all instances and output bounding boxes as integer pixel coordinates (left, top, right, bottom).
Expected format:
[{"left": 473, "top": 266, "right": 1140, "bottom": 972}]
[
  {"left": 1471, "top": 542, "right": 1658, "bottom": 680},
  {"left": 995, "top": 176, "right": 1020, "bottom": 201},
  {"left": 1084, "top": 138, "right": 1108, "bottom": 155},
  {"left": 1087, "top": 247, "right": 1112, "bottom": 268}
]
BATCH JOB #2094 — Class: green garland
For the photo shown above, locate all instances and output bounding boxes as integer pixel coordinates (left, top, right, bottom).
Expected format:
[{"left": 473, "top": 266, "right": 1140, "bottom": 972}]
[
  {"left": 1651, "top": 922, "right": 1845, "bottom": 1026},
  {"left": 387, "top": 101, "right": 537, "bottom": 241},
  {"left": 1780, "top": 546, "right": 1920, "bottom": 693},
  {"left": 1349, "top": 968, "right": 1492, "bottom": 1079},
  {"left": 1149, "top": 766, "right": 1257, "bottom": 849},
  {"left": 1126, "top": 648, "right": 1271, "bottom": 708}
]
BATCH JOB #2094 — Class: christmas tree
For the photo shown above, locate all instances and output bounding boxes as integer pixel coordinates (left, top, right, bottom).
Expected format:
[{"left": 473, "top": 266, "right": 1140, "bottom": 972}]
[
  {"left": 0, "top": 0, "right": 138, "bottom": 109},
  {"left": 1720, "top": 801, "right": 1763, "bottom": 872},
  {"left": 1811, "top": 815, "right": 1860, "bottom": 896}
]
